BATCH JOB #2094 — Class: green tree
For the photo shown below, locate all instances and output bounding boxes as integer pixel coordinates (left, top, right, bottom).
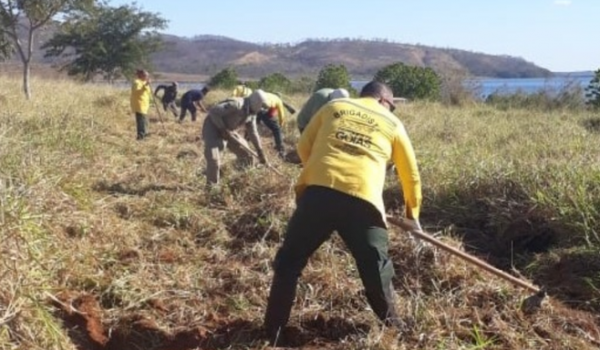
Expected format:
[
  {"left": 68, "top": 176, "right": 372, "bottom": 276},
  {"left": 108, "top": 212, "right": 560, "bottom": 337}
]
[
  {"left": 208, "top": 67, "right": 238, "bottom": 89},
  {"left": 585, "top": 69, "right": 600, "bottom": 110},
  {"left": 0, "top": 0, "right": 95, "bottom": 99},
  {"left": 42, "top": 3, "right": 166, "bottom": 82},
  {"left": 258, "top": 72, "right": 291, "bottom": 93},
  {"left": 314, "top": 63, "right": 352, "bottom": 92},
  {"left": 374, "top": 62, "right": 441, "bottom": 101}
]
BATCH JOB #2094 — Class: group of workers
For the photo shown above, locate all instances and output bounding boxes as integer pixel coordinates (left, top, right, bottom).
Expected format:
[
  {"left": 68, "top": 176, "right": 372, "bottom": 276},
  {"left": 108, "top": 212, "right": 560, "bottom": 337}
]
[
  {"left": 154, "top": 81, "right": 210, "bottom": 122},
  {"left": 129, "top": 70, "right": 211, "bottom": 139},
  {"left": 130, "top": 69, "right": 423, "bottom": 346}
]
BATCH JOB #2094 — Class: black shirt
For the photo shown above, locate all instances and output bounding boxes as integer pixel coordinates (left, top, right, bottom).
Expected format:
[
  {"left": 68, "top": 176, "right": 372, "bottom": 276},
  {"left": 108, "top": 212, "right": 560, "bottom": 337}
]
[{"left": 154, "top": 84, "right": 178, "bottom": 102}]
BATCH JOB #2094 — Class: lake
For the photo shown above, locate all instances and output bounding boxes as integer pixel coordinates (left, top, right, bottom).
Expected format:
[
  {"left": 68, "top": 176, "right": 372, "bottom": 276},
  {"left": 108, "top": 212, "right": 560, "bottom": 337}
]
[
  {"left": 352, "top": 74, "right": 596, "bottom": 99},
  {"left": 467, "top": 75, "right": 595, "bottom": 98}
]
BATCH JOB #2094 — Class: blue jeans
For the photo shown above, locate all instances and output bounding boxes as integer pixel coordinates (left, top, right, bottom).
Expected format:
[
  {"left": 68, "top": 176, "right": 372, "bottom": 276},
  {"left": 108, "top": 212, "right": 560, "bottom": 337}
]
[{"left": 179, "top": 100, "right": 198, "bottom": 121}]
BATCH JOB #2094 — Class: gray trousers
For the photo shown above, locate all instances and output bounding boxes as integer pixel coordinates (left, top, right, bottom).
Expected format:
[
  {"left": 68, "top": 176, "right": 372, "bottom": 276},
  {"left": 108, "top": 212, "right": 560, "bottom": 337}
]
[{"left": 202, "top": 117, "right": 254, "bottom": 185}]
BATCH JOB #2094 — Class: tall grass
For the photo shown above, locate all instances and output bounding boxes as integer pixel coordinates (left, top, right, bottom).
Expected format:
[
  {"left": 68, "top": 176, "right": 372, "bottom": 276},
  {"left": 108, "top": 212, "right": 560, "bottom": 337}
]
[
  {"left": 1, "top": 76, "right": 599, "bottom": 349},
  {"left": 406, "top": 102, "right": 600, "bottom": 244}
]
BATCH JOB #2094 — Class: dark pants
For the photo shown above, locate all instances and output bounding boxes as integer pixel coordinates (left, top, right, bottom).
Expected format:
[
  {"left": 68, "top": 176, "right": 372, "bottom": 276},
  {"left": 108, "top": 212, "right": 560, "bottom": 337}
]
[
  {"left": 264, "top": 186, "right": 399, "bottom": 342},
  {"left": 162, "top": 99, "right": 179, "bottom": 117},
  {"left": 135, "top": 112, "right": 148, "bottom": 140},
  {"left": 257, "top": 111, "right": 284, "bottom": 157},
  {"left": 179, "top": 101, "right": 197, "bottom": 122}
]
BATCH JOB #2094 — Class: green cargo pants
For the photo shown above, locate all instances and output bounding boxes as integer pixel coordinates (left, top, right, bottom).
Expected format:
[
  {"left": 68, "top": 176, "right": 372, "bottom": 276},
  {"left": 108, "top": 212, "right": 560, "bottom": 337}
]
[
  {"left": 264, "top": 185, "right": 399, "bottom": 341},
  {"left": 135, "top": 112, "right": 148, "bottom": 140}
]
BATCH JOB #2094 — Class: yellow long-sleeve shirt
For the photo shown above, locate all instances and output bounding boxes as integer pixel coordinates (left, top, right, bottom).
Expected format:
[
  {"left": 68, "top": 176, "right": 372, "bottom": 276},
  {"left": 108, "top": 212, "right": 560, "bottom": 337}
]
[
  {"left": 263, "top": 92, "right": 286, "bottom": 125},
  {"left": 296, "top": 97, "right": 422, "bottom": 222},
  {"left": 130, "top": 78, "right": 152, "bottom": 114},
  {"left": 232, "top": 85, "right": 253, "bottom": 98}
]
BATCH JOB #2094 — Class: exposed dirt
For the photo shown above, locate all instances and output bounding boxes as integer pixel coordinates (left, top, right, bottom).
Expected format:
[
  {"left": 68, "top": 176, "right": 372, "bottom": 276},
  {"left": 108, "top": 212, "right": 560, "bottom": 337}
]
[
  {"left": 50, "top": 292, "right": 368, "bottom": 350},
  {"left": 52, "top": 291, "right": 228, "bottom": 350},
  {"left": 51, "top": 292, "right": 107, "bottom": 350}
]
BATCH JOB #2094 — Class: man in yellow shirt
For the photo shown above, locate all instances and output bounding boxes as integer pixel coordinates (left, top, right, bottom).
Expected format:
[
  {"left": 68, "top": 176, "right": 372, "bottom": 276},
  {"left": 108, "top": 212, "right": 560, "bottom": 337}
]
[
  {"left": 232, "top": 81, "right": 253, "bottom": 97},
  {"left": 130, "top": 69, "right": 152, "bottom": 140},
  {"left": 264, "top": 81, "right": 422, "bottom": 345},
  {"left": 256, "top": 90, "right": 288, "bottom": 159}
]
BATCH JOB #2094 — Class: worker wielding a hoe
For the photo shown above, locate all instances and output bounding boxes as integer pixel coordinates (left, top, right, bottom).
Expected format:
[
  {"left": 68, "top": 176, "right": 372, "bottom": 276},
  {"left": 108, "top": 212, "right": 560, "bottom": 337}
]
[
  {"left": 154, "top": 81, "right": 179, "bottom": 117},
  {"left": 263, "top": 81, "right": 423, "bottom": 345},
  {"left": 202, "top": 90, "right": 271, "bottom": 186}
]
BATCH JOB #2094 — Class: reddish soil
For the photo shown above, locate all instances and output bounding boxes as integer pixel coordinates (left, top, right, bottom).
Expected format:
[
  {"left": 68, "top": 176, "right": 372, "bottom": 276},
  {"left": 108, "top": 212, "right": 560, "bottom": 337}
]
[
  {"left": 52, "top": 292, "right": 211, "bottom": 350},
  {"left": 157, "top": 248, "right": 179, "bottom": 263},
  {"left": 49, "top": 290, "right": 600, "bottom": 349},
  {"left": 52, "top": 292, "right": 378, "bottom": 350},
  {"left": 50, "top": 291, "right": 357, "bottom": 350},
  {"left": 51, "top": 291, "right": 107, "bottom": 350}
]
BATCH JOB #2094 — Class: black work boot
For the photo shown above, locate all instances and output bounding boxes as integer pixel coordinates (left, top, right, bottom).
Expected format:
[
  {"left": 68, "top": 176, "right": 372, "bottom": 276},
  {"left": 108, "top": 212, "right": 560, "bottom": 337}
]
[
  {"left": 365, "top": 282, "right": 404, "bottom": 329},
  {"left": 264, "top": 325, "right": 284, "bottom": 346},
  {"left": 276, "top": 146, "right": 286, "bottom": 160},
  {"left": 264, "top": 272, "right": 298, "bottom": 346}
]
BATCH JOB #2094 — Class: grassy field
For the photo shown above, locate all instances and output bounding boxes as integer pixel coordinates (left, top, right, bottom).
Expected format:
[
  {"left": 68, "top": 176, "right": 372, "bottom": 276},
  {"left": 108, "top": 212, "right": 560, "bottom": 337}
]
[{"left": 1, "top": 76, "right": 600, "bottom": 350}]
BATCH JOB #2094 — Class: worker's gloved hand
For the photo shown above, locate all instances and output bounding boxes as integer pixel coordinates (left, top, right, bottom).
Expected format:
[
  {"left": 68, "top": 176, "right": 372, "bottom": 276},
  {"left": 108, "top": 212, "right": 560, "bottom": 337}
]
[
  {"left": 403, "top": 218, "right": 430, "bottom": 251},
  {"left": 220, "top": 129, "right": 232, "bottom": 140}
]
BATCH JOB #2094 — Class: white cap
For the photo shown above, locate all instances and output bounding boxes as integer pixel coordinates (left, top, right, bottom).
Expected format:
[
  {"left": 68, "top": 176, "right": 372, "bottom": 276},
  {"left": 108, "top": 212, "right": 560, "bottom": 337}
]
[{"left": 329, "top": 88, "right": 350, "bottom": 100}]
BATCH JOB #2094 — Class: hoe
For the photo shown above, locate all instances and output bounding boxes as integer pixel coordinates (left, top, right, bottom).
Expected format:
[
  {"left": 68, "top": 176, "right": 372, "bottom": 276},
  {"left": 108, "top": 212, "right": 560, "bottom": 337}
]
[{"left": 386, "top": 216, "right": 547, "bottom": 313}]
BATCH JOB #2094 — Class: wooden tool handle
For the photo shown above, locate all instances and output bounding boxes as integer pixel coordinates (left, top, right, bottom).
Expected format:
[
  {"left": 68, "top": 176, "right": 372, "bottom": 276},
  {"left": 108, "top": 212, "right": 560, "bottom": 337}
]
[{"left": 387, "top": 216, "right": 540, "bottom": 293}]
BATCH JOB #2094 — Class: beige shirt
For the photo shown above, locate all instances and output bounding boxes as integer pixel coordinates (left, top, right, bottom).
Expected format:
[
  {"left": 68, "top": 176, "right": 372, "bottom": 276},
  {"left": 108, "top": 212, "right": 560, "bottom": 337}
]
[{"left": 208, "top": 97, "right": 264, "bottom": 154}]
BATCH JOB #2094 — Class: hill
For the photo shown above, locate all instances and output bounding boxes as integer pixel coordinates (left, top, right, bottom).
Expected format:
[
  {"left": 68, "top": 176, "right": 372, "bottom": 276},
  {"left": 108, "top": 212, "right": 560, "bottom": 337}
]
[
  {"left": 4, "top": 22, "right": 552, "bottom": 80},
  {"left": 151, "top": 35, "right": 552, "bottom": 79}
]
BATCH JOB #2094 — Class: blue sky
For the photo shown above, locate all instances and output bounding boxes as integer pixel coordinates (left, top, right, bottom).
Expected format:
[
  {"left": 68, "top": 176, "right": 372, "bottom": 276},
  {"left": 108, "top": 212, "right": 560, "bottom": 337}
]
[{"left": 109, "top": 0, "right": 598, "bottom": 72}]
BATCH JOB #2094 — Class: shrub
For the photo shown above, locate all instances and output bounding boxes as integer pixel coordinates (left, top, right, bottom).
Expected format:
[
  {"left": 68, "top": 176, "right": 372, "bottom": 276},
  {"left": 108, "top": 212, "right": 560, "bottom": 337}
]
[
  {"left": 208, "top": 67, "right": 238, "bottom": 89},
  {"left": 288, "top": 76, "right": 315, "bottom": 94},
  {"left": 374, "top": 62, "right": 441, "bottom": 101},
  {"left": 314, "top": 64, "right": 353, "bottom": 93},
  {"left": 438, "top": 69, "right": 479, "bottom": 106},
  {"left": 258, "top": 73, "right": 291, "bottom": 93}
]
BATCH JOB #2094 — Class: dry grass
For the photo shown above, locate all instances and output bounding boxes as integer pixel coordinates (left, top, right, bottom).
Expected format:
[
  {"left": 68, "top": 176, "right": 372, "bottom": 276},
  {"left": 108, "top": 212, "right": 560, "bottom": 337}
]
[{"left": 1, "top": 76, "right": 599, "bottom": 350}]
